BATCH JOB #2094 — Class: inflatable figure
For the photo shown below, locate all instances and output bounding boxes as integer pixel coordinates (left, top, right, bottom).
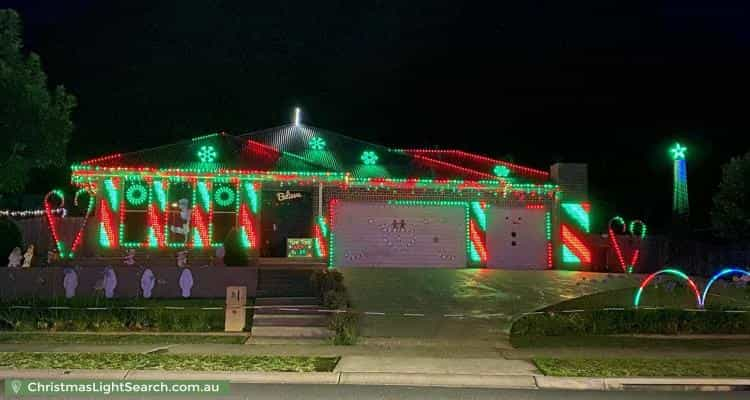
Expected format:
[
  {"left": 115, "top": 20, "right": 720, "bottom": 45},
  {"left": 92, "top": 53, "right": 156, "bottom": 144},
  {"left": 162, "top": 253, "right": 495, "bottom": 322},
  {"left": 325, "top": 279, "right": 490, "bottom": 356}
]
[
  {"left": 179, "top": 268, "right": 193, "bottom": 298},
  {"left": 22, "top": 245, "right": 34, "bottom": 268},
  {"left": 141, "top": 268, "right": 156, "bottom": 298},
  {"left": 103, "top": 266, "right": 117, "bottom": 298},
  {"left": 7, "top": 247, "right": 22, "bottom": 268},
  {"left": 170, "top": 198, "right": 191, "bottom": 242},
  {"left": 63, "top": 268, "right": 78, "bottom": 298}
]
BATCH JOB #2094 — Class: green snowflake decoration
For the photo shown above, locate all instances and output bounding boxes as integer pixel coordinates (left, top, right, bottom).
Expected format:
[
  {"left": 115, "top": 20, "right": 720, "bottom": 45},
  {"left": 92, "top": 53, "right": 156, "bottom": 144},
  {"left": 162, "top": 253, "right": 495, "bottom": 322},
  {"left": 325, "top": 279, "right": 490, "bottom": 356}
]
[
  {"left": 309, "top": 136, "right": 326, "bottom": 150},
  {"left": 197, "top": 145, "right": 217, "bottom": 163},
  {"left": 214, "top": 186, "right": 235, "bottom": 207},
  {"left": 125, "top": 183, "right": 148, "bottom": 206},
  {"left": 670, "top": 143, "right": 687, "bottom": 160},
  {"left": 493, "top": 165, "right": 511, "bottom": 177},
  {"left": 360, "top": 150, "right": 379, "bottom": 165}
]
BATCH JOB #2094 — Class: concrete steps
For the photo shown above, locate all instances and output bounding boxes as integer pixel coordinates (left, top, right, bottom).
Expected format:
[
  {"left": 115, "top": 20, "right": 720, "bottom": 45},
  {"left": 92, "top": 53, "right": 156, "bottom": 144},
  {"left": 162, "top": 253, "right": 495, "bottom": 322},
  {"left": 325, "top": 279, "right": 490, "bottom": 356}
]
[{"left": 251, "top": 297, "right": 332, "bottom": 339}]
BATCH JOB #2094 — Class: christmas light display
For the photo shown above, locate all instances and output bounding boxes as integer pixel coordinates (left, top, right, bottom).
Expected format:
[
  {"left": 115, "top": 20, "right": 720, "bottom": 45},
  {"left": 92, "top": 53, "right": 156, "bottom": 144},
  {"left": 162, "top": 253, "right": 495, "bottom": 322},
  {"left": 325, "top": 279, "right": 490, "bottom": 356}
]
[
  {"left": 633, "top": 268, "right": 702, "bottom": 308},
  {"left": 197, "top": 145, "right": 217, "bottom": 163},
  {"left": 545, "top": 211, "right": 553, "bottom": 268},
  {"left": 99, "top": 178, "right": 121, "bottom": 248},
  {"left": 671, "top": 143, "right": 689, "bottom": 217},
  {"left": 561, "top": 224, "right": 591, "bottom": 264},
  {"left": 399, "top": 149, "right": 550, "bottom": 180},
  {"left": 313, "top": 215, "right": 329, "bottom": 258},
  {"left": 0, "top": 208, "right": 64, "bottom": 218},
  {"left": 360, "top": 151, "right": 379, "bottom": 165},
  {"left": 560, "top": 202, "right": 591, "bottom": 266},
  {"left": 214, "top": 186, "right": 235, "bottom": 207},
  {"left": 701, "top": 268, "right": 750, "bottom": 306},
  {"left": 125, "top": 183, "right": 148, "bottom": 206},
  {"left": 44, "top": 190, "right": 67, "bottom": 256},
  {"left": 608, "top": 217, "right": 648, "bottom": 273},
  {"left": 68, "top": 189, "right": 95, "bottom": 257},
  {"left": 309, "top": 136, "right": 326, "bottom": 150},
  {"left": 493, "top": 165, "right": 510, "bottom": 177}
]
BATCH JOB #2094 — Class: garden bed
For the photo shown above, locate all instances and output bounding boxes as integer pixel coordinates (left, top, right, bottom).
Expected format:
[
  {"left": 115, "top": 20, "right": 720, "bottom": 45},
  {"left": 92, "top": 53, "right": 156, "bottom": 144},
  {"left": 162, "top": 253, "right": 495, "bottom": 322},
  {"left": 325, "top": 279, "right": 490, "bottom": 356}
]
[
  {"left": 535, "top": 358, "right": 750, "bottom": 378},
  {"left": 0, "top": 298, "right": 252, "bottom": 332}
]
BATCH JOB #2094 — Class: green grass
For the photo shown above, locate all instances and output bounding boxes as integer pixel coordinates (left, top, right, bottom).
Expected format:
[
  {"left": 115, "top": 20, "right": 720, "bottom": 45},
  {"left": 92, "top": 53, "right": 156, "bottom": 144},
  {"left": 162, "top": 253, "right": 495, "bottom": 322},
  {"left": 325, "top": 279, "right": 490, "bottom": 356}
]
[
  {"left": 512, "top": 335, "right": 750, "bottom": 350},
  {"left": 0, "top": 297, "right": 252, "bottom": 332},
  {"left": 534, "top": 358, "right": 750, "bottom": 377},
  {"left": 0, "top": 352, "right": 339, "bottom": 372},
  {"left": 0, "top": 332, "right": 247, "bottom": 345}
]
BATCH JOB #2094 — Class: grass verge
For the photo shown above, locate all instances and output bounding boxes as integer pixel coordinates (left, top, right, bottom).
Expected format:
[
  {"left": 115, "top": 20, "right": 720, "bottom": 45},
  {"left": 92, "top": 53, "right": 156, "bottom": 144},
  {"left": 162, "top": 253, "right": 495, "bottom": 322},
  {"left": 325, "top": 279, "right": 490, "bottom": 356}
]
[
  {"left": 512, "top": 335, "right": 750, "bottom": 350},
  {"left": 0, "top": 333, "right": 247, "bottom": 345},
  {"left": 0, "top": 352, "right": 338, "bottom": 372},
  {"left": 534, "top": 358, "right": 750, "bottom": 378}
]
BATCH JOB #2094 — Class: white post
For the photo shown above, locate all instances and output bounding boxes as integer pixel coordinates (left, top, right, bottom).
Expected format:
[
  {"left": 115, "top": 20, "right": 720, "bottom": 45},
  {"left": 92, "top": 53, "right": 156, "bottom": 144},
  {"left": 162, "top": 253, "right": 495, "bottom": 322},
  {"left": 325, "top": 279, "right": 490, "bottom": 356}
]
[
  {"left": 318, "top": 182, "right": 323, "bottom": 217},
  {"left": 294, "top": 107, "right": 301, "bottom": 126}
]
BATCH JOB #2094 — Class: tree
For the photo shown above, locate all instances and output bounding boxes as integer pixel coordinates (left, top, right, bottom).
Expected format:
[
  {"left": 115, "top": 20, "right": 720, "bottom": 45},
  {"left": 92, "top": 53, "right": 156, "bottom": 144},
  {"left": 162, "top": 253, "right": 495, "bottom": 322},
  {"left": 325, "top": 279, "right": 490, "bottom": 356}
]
[
  {"left": 0, "top": 9, "right": 75, "bottom": 194},
  {"left": 711, "top": 151, "right": 750, "bottom": 242}
]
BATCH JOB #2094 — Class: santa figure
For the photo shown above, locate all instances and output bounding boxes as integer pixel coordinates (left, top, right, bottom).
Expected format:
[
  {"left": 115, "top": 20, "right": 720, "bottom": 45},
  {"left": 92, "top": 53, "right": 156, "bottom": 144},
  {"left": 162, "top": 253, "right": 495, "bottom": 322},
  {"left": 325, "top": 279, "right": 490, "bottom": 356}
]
[{"left": 170, "top": 198, "right": 191, "bottom": 242}]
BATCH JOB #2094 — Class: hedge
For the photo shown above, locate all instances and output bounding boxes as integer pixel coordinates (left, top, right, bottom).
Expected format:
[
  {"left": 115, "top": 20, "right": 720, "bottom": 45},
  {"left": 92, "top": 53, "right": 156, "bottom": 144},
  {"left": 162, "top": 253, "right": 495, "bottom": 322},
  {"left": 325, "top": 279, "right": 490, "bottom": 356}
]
[{"left": 510, "top": 309, "right": 750, "bottom": 337}]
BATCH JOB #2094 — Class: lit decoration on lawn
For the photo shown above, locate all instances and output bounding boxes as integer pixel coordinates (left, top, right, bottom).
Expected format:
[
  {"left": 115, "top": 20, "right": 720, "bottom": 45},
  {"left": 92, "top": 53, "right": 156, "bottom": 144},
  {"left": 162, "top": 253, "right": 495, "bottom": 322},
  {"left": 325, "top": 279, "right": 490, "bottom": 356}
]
[
  {"left": 493, "top": 165, "right": 510, "bottom": 177},
  {"left": 197, "top": 145, "right": 217, "bottom": 163},
  {"left": 125, "top": 183, "right": 148, "bottom": 206},
  {"left": 608, "top": 217, "right": 648, "bottom": 273},
  {"left": 633, "top": 268, "right": 702, "bottom": 308},
  {"left": 309, "top": 136, "right": 326, "bottom": 150},
  {"left": 671, "top": 142, "right": 689, "bottom": 217},
  {"left": 213, "top": 186, "right": 235, "bottom": 207},
  {"left": 360, "top": 150, "right": 379, "bottom": 165},
  {"left": 701, "top": 268, "right": 750, "bottom": 306}
]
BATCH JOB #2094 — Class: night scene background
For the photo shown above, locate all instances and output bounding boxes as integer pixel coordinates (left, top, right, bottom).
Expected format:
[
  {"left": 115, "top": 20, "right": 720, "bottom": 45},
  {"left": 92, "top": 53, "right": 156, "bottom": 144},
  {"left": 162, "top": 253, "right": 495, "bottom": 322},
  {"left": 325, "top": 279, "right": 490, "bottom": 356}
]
[{"left": 6, "top": 0, "right": 750, "bottom": 234}]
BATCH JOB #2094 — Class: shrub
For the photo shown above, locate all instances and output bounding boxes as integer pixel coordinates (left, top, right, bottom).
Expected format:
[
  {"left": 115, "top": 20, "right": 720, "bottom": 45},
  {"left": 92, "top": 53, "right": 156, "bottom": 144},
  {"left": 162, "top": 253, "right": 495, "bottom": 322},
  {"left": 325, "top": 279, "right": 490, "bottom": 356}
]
[
  {"left": 0, "top": 218, "right": 22, "bottom": 265},
  {"left": 510, "top": 309, "right": 750, "bottom": 338},
  {"left": 329, "top": 313, "right": 359, "bottom": 345},
  {"left": 310, "top": 269, "right": 345, "bottom": 299},
  {"left": 223, "top": 228, "right": 248, "bottom": 266},
  {"left": 323, "top": 289, "right": 349, "bottom": 310}
]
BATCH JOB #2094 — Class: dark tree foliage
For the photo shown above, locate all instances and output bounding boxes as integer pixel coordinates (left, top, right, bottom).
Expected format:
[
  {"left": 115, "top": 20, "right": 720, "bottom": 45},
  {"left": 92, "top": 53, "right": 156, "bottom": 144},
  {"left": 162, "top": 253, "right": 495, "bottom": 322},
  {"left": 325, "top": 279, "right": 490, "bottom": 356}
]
[
  {"left": 0, "top": 217, "right": 22, "bottom": 261},
  {"left": 0, "top": 9, "right": 75, "bottom": 194},
  {"left": 712, "top": 151, "right": 750, "bottom": 242}
]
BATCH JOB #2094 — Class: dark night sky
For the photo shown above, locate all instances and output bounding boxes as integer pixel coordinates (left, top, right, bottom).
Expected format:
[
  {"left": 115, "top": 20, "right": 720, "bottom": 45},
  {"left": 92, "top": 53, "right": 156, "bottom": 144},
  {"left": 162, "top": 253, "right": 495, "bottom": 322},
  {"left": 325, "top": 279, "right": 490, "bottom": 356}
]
[{"left": 6, "top": 0, "right": 750, "bottom": 233}]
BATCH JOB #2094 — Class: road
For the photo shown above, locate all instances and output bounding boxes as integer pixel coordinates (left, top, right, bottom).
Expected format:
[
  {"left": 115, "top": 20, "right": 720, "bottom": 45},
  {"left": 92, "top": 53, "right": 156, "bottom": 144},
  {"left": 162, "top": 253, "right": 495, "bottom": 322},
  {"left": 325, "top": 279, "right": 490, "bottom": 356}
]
[{"left": 222, "top": 384, "right": 746, "bottom": 400}]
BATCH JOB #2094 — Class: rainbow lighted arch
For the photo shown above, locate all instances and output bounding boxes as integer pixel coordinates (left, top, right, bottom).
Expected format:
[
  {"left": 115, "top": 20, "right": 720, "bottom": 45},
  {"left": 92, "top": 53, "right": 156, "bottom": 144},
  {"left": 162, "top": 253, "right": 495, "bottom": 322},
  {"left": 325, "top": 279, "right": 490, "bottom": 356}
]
[
  {"left": 701, "top": 268, "right": 750, "bottom": 306},
  {"left": 633, "top": 268, "right": 702, "bottom": 308}
]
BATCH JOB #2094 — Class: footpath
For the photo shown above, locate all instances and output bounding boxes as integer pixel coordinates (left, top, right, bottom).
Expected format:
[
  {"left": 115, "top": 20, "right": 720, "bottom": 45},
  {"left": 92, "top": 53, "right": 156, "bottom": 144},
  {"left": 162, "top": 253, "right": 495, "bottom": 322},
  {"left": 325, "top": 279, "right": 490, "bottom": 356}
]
[{"left": 1, "top": 337, "right": 749, "bottom": 392}]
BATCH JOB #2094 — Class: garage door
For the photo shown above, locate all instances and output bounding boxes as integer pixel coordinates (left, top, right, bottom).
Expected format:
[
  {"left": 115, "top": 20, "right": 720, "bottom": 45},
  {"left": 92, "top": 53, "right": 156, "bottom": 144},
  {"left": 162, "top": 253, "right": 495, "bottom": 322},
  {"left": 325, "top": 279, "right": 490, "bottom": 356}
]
[
  {"left": 332, "top": 202, "right": 467, "bottom": 268},
  {"left": 486, "top": 208, "right": 547, "bottom": 269}
]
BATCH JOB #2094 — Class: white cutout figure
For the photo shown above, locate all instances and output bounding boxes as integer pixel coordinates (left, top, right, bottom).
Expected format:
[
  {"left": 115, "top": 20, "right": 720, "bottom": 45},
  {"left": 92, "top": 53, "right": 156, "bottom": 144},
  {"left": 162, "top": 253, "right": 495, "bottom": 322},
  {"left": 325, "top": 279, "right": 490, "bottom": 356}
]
[
  {"left": 103, "top": 266, "right": 117, "bottom": 298},
  {"left": 170, "top": 198, "right": 191, "bottom": 242},
  {"left": 63, "top": 268, "right": 78, "bottom": 298},
  {"left": 22, "top": 245, "right": 34, "bottom": 268},
  {"left": 141, "top": 268, "right": 156, "bottom": 298},
  {"left": 7, "top": 247, "right": 22, "bottom": 268},
  {"left": 123, "top": 249, "right": 136, "bottom": 266},
  {"left": 179, "top": 268, "right": 193, "bottom": 298}
]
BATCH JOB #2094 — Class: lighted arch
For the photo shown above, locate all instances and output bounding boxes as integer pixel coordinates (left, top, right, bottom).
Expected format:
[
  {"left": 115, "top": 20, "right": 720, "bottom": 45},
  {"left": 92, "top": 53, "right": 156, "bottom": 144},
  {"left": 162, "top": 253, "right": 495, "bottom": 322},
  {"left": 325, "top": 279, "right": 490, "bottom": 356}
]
[
  {"left": 701, "top": 268, "right": 750, "bottom": 306},
  {"left": 633, "top": 268, "right": 702, "bottom": 308}
]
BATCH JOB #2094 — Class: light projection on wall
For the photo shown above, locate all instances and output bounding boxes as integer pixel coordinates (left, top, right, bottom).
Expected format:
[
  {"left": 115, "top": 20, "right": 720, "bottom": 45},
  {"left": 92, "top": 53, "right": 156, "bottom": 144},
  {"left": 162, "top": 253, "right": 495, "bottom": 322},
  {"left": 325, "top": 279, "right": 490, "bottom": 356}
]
[
  {"left": 671, "top": 142, "right": 689, "bottom": 217},
  {"left": 633, "top": 268, "right": 702, "bottom": 308}
]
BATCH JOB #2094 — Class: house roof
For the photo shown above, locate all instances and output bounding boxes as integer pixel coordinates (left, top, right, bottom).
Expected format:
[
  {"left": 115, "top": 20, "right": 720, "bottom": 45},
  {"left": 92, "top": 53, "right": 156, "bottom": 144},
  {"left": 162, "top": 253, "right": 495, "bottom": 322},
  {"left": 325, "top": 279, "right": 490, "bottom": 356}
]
[{"left": 75, "top": 124, "right": 550, "bottom": 184}]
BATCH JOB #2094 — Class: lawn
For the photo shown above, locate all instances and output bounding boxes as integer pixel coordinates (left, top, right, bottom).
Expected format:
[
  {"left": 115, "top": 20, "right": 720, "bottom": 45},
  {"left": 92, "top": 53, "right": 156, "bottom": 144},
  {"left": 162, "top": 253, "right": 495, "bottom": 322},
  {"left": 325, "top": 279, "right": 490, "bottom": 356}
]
[
  {"left": 0, "top": 352, "right": 339, "bottom": 372},
  {"left": 512, "top": 335, "right": 750, "bottom": 350},
  {"left": 0, "top": 332, "right": 247, "bottom": 345},
  {"left": 535, "top": 358, "right": 750, "bottom": 378}
]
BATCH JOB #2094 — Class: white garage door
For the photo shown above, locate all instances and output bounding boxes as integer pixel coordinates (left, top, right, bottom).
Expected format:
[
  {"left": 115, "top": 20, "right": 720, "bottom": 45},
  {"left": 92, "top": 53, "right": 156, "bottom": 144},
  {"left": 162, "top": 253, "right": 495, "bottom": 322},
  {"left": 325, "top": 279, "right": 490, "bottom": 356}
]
[
  {"left": 486, "top": 208, "right": 547, "bottom": 269},
  {"left": 332, "top": 202, "right": 467, "bottom": 268}
]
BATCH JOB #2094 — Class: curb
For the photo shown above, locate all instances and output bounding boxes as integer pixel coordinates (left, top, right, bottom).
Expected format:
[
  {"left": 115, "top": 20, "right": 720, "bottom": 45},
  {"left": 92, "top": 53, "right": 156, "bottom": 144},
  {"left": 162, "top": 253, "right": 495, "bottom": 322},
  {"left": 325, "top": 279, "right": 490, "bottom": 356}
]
[{"left": 1, "top": 370, "right": 749, "bottom": 391}]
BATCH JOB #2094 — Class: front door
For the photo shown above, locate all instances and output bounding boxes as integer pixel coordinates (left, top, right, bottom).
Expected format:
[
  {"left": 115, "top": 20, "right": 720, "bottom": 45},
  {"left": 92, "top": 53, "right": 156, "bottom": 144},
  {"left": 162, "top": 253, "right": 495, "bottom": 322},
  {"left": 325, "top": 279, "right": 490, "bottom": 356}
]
[{"left": 261, "top": 189, "right": 313, "bottom": 257}]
